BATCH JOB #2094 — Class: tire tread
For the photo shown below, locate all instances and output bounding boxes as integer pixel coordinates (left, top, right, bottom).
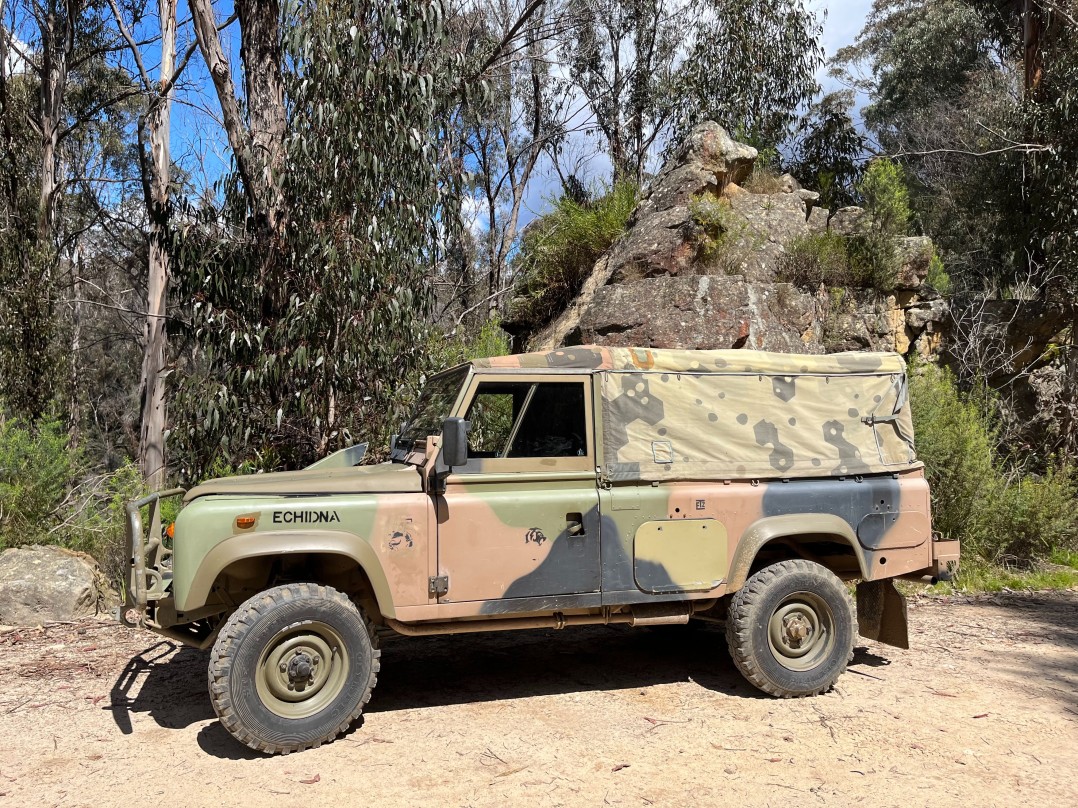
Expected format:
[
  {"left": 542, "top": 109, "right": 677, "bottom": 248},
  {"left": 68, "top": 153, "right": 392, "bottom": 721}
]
[
  {"left": 725, "top": 559, "right": 854, "bottom": 698},
  {"left": 207, "top": 582, "right": 380, "bottom": 755}
]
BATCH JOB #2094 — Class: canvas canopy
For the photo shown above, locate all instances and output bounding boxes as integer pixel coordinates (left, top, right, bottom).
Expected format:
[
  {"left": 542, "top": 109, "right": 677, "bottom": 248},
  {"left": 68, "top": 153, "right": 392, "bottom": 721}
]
[{"left": 472, "top": 346, "right": 917, "bottom": 482}]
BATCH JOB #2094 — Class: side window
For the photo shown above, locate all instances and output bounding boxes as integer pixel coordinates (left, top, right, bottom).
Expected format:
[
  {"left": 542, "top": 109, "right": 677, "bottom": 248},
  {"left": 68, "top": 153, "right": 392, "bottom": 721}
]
[
  {"left": 467, "top": 384, "right": 528, "bottom": 457},
  {"left": 463, "top": 381, "right": 588, "bottom": 461}
]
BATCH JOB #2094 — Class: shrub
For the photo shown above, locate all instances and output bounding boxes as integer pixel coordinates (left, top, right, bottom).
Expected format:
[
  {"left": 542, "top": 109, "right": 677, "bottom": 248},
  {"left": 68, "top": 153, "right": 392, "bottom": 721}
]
[
  {"left": 508, "top": 182, "right": 637, "bottom": 331},
  {"left": 777, "top": 231, "right": 897, "bottom": 292},
  {"left": 859, "top": 158, "right": 910, "bottom": 236},
  {"left": 426, "top": 317, "right": 512, "bottom": 370},
  {"left": 843, "top": 158, "right": 913, "bottom": 292},
  {"left": 742, "top": 165, "right": 788, "bottom": 194},
  {"left": 909, "top": 362, "right": 1078, "bottom": 562},
  {"left": 64, "top": 462, "right": 145, "bottom": 591},
  {"left": 688, "top": 193, "right": 758, "bottom": 271},
  {"left": 0, "top": 417, "right": 149, "bottom": 589},
  {"left": 909, "top": 363, "right": 998, "bottom": 550},
  {"left": 776, "top": 232, "right": 854, "bottom": 288},
  {"left": 925, "top": 251, "right": 952, "bottom": 295},
  {"left": 0, "top": 417, "right": 80, "bottom": 548}
]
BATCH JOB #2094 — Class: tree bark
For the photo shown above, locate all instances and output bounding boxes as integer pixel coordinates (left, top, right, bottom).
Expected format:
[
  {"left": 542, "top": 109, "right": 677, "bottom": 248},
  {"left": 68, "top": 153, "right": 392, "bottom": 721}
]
[
  {"left": 37, "top": 1, "right": 72, "bottom": 242},
  {"left": 236, "top": 0, "right": 286, "bottom": 234},
  {"left": 190, "top": 0, "right": 286, "bottom": 236},
  {"left": 136, "top": 0, "right": 177, "bottom": 490}
]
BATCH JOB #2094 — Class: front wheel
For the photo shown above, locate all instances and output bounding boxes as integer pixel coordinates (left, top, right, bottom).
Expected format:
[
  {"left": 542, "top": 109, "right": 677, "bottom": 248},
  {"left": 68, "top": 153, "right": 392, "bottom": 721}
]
[
  {"left": 208, "top": 583, "right": 380, "bottom": 754},
  {"left": 725, "top": 560, "right": 854, "bottom": 697}
]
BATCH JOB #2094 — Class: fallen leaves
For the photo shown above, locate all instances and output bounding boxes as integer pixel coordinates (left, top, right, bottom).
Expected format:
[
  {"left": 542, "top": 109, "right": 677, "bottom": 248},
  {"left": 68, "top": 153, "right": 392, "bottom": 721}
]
[
  {"left": 299, "top": 774, "right": 320, "bottom": 785},
  {"left": 611, "top": 763, "right": 630, "bottom": 773}
]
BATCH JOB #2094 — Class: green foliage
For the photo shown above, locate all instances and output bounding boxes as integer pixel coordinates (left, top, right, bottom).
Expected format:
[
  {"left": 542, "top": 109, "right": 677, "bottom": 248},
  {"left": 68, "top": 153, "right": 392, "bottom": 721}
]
[
  {"left": 64, "top": 462, "right": 145, "bottom": 590},
  {"left": 925, "top": 251, "right": 951, "bottom": 295},
  {"left": 427, "top": 318, "right": 512, "bottom": 371},
  {"left": 924, "top": 558, "right": 1078, "bottom": 594},
  {"left": 777, "top": 232, "right": 855, "bottom": 288},
  {"left": 910, "top": 363, "right": 1078, "bottom": 562},
  {"left": 0, "top": 418, "right": 144, "bottom": 587},
  {"left": 858, "top": 157, "right": 911, "bottom": 236},
  {"left": 777, "top": 231, "right": 895, "bottom": 293},
  {"left": 790, "top": 90, "right": 866, "bottom": 210},
  {"left": 0, "top": 417, "right": 80, "bottom": 547},
  {"left": 508, "top": 182, "right": 637, "bottom": 331},
  {"left": 689, "top": 193, "right": 754, "bottom": 269},
  {"left": 174, "top": 1, "right": 464, "bottom": 476},
  {"left": 671, "top": 0, "right": 824, "bottom": 149}
]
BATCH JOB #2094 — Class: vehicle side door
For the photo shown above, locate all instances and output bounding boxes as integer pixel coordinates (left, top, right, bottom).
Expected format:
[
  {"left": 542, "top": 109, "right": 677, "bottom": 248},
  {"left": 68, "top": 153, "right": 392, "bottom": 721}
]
[{"left": 434, "top": 374, "right": 601, "bottom": 612}]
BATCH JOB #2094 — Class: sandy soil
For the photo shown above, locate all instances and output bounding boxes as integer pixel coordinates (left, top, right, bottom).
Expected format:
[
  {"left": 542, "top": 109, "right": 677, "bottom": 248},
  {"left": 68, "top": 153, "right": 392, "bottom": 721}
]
[{"left": 2, "top": 590, "right": 1077, "bottom": 808}]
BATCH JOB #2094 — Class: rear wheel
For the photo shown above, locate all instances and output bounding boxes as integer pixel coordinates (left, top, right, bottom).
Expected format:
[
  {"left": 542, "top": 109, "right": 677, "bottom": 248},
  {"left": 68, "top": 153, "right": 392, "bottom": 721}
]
[
  {"left": 208, "top": 583, "right": 379, "bottom": 754},
  {"left": 725, "top": 560, "right": 854, "bottom": 697}
]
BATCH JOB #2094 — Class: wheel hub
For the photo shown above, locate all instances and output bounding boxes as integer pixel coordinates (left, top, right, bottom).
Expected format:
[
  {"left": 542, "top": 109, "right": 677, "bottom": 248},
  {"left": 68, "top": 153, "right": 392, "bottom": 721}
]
[
  {"left": 255, "top": 622, "right": 349, "bottom": 718},
  {"left": 766, "top": 592, "right": 836, "bottom": 672},
  {"left": 782, "top": 613, "right": 813, "bottom": 645},
  {"left": 286, "top": 651, "right": 317, "bottom": 684}
]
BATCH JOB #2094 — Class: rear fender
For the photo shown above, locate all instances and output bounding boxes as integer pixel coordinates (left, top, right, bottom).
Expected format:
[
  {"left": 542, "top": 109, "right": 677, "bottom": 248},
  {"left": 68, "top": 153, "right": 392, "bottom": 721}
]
[{"left": 727, "top": 514, "right": 869, "bottom": 592}]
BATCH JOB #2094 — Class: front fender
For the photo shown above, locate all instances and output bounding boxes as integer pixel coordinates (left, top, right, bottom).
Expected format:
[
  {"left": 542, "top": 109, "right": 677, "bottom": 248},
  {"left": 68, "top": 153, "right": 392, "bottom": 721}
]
[
  {"left": 176, "top": 530, "right": 397, "bottom": 619},
  {"left": 727, "top": 513, "right": 868, "bottom": 592}
]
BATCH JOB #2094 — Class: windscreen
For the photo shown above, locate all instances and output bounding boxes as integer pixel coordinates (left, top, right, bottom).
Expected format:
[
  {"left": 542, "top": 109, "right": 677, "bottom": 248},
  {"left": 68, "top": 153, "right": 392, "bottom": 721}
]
[{"left": 394, "top": 366, "right": 469, "bottom": 456}]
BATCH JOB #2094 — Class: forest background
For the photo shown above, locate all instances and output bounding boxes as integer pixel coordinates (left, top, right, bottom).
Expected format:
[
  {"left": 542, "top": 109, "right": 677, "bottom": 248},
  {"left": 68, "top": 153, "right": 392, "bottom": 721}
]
[{"left": 1, "top": 0, "right": 1077, "bottom": 590}]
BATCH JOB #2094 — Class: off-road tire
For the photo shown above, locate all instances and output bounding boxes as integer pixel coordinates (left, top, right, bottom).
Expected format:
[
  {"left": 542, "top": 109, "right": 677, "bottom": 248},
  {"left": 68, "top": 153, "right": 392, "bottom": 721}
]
[
  {"left": 725, "top": 560, "right": 854, "bottom": 697},
  {"left": 208, "top": 583, "right": 380, "bottom": 754}
]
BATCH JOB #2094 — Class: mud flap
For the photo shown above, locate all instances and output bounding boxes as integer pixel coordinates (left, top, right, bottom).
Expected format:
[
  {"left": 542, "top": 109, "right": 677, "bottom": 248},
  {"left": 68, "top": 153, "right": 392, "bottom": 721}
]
[{"left": 856, "top": 579, "right": 909, "bottom": 649}]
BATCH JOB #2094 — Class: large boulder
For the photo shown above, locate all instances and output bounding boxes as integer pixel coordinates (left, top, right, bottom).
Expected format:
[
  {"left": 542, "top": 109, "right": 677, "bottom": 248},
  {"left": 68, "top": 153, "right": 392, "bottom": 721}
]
[
  {"left": 0, "top": 546, "right": 108, "bottom": 626},
  {"left": 573, "top": 275, "right": 820, "bottom": 352},
  {"left": 607, "top": 122, "right": 758, "bottom": 282},
  {"left": 521, "top": 121, "right": 949, "bottom": 363}
]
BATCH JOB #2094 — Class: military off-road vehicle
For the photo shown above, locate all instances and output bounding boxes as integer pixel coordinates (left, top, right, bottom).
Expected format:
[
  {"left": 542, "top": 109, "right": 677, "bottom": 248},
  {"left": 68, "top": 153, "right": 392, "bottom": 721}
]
[{"left": 123, "top": 346, "right": 958, "bottom": 754}]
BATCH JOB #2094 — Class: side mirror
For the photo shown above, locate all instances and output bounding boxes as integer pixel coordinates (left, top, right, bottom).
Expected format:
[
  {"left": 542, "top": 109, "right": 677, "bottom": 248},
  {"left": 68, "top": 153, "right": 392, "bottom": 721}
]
[{"left": 441, "top": 417, "right": 470, "bottom": 469}]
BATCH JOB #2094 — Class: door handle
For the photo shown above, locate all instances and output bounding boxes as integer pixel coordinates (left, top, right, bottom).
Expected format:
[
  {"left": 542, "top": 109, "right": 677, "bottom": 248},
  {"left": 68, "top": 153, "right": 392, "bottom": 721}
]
[{"left": 566, "top": 513, "right": 585, "bottom": 536}]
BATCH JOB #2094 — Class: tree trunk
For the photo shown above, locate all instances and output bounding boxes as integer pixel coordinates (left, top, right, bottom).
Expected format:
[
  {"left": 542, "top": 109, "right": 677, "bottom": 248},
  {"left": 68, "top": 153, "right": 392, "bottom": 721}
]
[
  {"left": 190, "top": 0, "right": 286, "bottom": 236},
  {"left": 137, "top": 0, "right": 177, "bottom": 490},
  {"left": 236, "top": 0, "right": 286, "bottom": 235},
  {"left": 38, "top": 1, "right": 70, "bottom": 242},
  {"left": 68, "top": 241, "right": 82, "bottom": 448}
]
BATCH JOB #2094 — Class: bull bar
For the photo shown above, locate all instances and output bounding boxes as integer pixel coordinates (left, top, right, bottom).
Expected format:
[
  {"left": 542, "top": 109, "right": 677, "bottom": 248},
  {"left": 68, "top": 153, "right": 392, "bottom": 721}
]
[{"left": 122, "top": 488, "right": 185, "bottom": 625}]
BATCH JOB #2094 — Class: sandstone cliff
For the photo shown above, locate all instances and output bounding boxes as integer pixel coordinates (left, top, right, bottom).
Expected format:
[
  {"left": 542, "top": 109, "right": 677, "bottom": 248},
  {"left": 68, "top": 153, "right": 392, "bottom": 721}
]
[{"left": 506, "top": 123, "right": 949, "bottom": 360}]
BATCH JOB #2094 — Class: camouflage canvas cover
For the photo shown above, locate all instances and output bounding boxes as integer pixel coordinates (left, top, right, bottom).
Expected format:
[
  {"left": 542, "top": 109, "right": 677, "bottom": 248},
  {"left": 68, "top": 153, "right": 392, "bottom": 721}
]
[{"left": 473, "top": 346, "right": 916, "bottom": 482}]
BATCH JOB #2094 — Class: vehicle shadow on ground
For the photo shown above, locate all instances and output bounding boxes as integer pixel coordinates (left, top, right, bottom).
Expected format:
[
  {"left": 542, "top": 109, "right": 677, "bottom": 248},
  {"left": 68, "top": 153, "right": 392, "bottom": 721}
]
[
  {"left": 367, "top": 623, "right": 760, "bottom": 714},
  {"left": 110, "top": 621, "right": 899, "bottom": 758}
]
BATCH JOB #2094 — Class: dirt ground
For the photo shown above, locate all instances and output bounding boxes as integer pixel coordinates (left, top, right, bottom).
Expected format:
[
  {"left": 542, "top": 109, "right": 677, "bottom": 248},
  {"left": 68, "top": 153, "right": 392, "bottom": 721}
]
[{"left": 2, "top": 591, "right": 1077, "bottom": 808}]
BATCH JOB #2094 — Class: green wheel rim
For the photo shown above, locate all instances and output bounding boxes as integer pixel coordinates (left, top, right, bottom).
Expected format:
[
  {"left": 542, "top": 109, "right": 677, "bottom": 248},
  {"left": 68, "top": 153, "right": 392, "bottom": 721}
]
[
  {"left": 766, "top": 591, "right": 836, "bottom": 672},
  {"left": 255, "top": 621, "right": 351, "bottom": 719}
]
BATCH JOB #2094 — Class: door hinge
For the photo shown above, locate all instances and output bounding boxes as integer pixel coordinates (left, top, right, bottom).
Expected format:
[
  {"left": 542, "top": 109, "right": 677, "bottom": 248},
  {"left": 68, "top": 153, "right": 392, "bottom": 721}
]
[{"left": 428, "top": 575, "right": 449, "bottom": 598}]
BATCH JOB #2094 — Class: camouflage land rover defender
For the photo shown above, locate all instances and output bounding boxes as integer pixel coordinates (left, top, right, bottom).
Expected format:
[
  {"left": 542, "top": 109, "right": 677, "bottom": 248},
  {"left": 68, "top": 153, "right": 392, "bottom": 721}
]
[{"left": 123, "top": 346, "right": 959, "bottom": 754}]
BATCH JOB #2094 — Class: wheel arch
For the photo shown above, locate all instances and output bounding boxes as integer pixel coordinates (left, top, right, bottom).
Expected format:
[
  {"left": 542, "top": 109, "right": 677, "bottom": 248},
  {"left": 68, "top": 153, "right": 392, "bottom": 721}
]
[
  {"left": 177, "top": 530, "right": 397, "bottom": 619},
  {"left": 727, "top": 514, "right": 868, "bottom": 593}
]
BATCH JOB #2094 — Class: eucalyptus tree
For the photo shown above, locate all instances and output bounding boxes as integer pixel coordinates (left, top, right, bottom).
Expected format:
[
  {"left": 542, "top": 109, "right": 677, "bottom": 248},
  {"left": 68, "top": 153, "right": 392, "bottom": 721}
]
[
  {"left": 670, "top": 0, "right": 823, "bottom": 151},
  {"left": 449, "top": 0, "right": 572, "bottom": 321},
  {"left": 105, "top": 0, "right": 190, "bottom": 487},
  {"left": 789, "top": 91, "right": 866, "bottom": 211},
  {"left": 0, "top": 0, "right": 140, "bottom": 423},
  {"left": 174, "top": 1, "right": 471, "bottom": 472}
]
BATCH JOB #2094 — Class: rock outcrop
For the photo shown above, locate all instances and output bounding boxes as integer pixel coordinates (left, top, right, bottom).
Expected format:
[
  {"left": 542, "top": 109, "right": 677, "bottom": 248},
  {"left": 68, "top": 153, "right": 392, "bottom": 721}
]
[
  {"left": 0, "top": 546, "right": 111, "bottom": 626},
  {"left": 513, "top": 122, "right": 949, "bottom": 359}
]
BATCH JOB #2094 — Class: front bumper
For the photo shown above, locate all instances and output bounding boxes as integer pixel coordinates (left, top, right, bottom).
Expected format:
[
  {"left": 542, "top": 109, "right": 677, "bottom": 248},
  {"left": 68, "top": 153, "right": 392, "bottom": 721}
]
[{"left": 121, "top": 488, "right": 185, "bottom": 628}]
